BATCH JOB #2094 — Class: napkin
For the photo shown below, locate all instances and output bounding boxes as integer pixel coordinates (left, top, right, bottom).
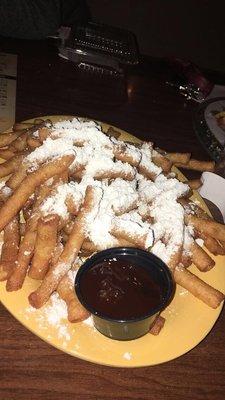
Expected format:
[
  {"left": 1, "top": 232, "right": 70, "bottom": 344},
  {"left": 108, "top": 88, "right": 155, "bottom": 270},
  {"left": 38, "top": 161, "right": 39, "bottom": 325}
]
[{"left": 198, "top": 172, "right": 225, "bottom": 222}]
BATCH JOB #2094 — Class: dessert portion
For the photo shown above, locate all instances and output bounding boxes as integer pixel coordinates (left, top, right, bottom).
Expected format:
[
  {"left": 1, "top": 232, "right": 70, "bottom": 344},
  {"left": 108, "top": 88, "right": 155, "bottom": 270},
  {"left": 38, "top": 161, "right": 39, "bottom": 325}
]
[{"left": 0, "top": 117, "right": 224, "bottom": 335}]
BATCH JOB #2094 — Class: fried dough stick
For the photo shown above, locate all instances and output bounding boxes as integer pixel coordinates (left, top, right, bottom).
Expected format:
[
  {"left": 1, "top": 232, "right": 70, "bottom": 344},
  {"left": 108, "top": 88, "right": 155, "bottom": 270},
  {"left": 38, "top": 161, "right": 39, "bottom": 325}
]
[
  {"left": 174, "top": 265, "right": 224, "bottom": 308},
  {"left": 28, "top": 186, "right": 102, "bottom": 308},
  {"left": 180, "top": 199, "right": 225, "bottom": 256},
  {"left": 197, "top": 232, "right": 225, "bottom": 256},
  {"left": 184, "top": 179, "right": 202, "bottom": 190},
  {"left": 6, "top": 173, "right": 69, "bottom": 291},
  {"left": 138, "top": 143, "right": 161, "bottom": 181},
  {"left": 29, "top": 214, "right": 60, "bottom": 280},
  {"left": 0, "top": 149, "right": 16, "bottom": 160},
  {"left": 95, "top": 168, "right": 135, "bottom": 181},
  {"left": 149, "top": 315, "right": 166, "bottom": 335},
  {"left": 9, "top": 131, "right": 29, "bottom": 152},
  {"left": 106, "top": 127, "right": 121, "bottom": 139},
  {"left": 0, "top": 216, "right": 20, "bottom": 281},
  {"left": 166, "top": 152, "right": 191, "bottom": 165},
  {"left": 152, "top": 152, "right": 172, "bottom": 173},
  {"left": 0, "top": 154, "right": 24, "bottom": 179},
  {"left": 5, "top": 122, "right": 45, "bottom": 157},
  {"left": 81, "top": 237, "right": 134, "bottom": 253},
  {"left": 10, "top": 120, "right": 52, "bottom": 151},
  {"left": 0, "top": 154, "right": 75, "bottom": 232},
  {"left": 0, "top": 131, "right": 21, "bottom": 147},
  {"left": 114, "top": 142, "right": 172, "bottom": 174},
  {"left": 12, "top": 120, "right": 52, "bottom": 132},
  {"left": 12, "top": 122, "right": 33, "bottom": 131},
  {"left": 113, "top": 143, "right": 141, "bottom": 167},
  {"left": 71, "top": 168, "right": 136, "bottom": 182},
  {"left": 189, "top": 241, "right": 215, "bottom": 272},
  {"left": 167, "top": 246, "right": 183, "bottom": 272},
  {"left": 110, "top": 218, "right": 154, "bottom": 250},
  {"left": 27, "top": 137, "right": 41, "bottom": 150},
  {"left": 110, "top": 225, "right": 153, "bottom": 249},
  {"left": 6, "top": 164, "right": 28, "bottom": 191},
  {"left": 6, "top": 230, "right": 37, "bottom": 291},
  {"left": 0, "top": 156, "right": 30, "bottom": 201},
  {"left": 38, "top": 127, "right": 52, "bottom": 142},
  {"left": 57, "top": 264, "right": 90, "bottom": 322},
  {"left": 174, "top": 159, "right": 215, "bottom": 172},
  {"left": 186, "top": 215, "right": 225, "bottom": 243},
  {"left": 6, "top": 185, "right": 54, "bottom": 291}
]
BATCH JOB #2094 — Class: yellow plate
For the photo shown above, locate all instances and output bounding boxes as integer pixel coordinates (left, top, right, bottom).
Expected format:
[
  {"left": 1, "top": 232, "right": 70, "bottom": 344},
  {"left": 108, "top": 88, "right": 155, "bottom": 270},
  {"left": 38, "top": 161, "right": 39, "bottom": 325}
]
[{"left": 0, "top": 115, "right": 224, "bottom": 367}]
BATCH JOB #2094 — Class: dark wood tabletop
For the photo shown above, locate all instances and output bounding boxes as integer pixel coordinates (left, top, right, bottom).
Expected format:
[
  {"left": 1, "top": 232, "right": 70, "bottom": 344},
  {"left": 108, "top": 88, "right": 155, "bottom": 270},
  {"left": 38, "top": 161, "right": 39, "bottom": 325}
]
[{"left": 0, "top": 38, "right": 224, "bottom": 400}]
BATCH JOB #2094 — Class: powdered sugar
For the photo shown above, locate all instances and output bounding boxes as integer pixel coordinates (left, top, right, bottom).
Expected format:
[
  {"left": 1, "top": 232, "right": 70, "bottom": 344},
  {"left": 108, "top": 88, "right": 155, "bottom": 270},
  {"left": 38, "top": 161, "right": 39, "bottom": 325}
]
[
  {"left": 82, "top": 315, "right": 94, "bottom": 327},
  {"left": 32, "top": 129, "right": 40, "bottom": 138},
  {"left": 138, "top": 173, "right": 189, "bottom": 203},
  {"left": 107, "top": 178, "right": 138, "bottom": 214},
  {"left": 184, "top": 226, "right": 194, "bottom": 249},
  {"left": 41, "top": 182, "right": 83, "bottom": 219},
  {"left": 0, "top": 180, "right": 6, "bottom": 190},
  {"left": 86, "top": 184, "right": 117, "bottom": 249},
  {"left": 123, "top": 351, "right": 132, "bottom": 360},
  {"left": 67, "top": 268, "right": 78, "bottom": 285},
  {"left": 196, "top": 238, "right": 204, "bottom": 247},
  {"left": 0, "top": 185, "right": 12, "bottom": 197},
  {"left": 149, "top": 179, "right": 186, "bottom": 263},
  {"left": 26, "top": 292, "right": 71, "bottom": 341},
  {"left": 24, "top": 137, "right": 75, "bottom": 171},
  {"left": 151, "top": 240, "right": 167, "bottom": 261},
  {"left": 43, "top": 293, "right": 68, "bottom": 325},
  {"left": 52, "top": 118, "right": 110, "bottom": 148},
  {"left": 139, "top": 142, "right": 162, "bottom": 177},
  {"left": 21, "top": 117, "right": 191, "bottom": 262},
  {"left": 112, "top": 211, "right": 154, "bottom": 249}
]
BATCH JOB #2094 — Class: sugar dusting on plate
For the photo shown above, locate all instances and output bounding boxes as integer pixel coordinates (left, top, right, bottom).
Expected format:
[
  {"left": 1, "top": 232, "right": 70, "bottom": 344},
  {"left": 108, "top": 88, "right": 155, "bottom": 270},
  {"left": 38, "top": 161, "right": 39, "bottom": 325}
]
[
  {"left": 24, "top": 292, "right": 96, "bottom": 348},
  {"left": 123, "top": 351, "right": 132, "bottom": 360},
  {"left": 25, "top": 293, "right": 71, "bottom": 347},
  {"left": 82, "top": 315, "right": 94, "bottom": 328}
]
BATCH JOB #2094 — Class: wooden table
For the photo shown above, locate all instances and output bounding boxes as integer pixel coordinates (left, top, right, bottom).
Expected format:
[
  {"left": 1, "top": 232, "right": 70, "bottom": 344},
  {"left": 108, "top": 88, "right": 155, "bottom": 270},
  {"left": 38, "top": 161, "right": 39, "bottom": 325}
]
[{"left": 0, "top": 38, "right": 224, "bottom": 400}]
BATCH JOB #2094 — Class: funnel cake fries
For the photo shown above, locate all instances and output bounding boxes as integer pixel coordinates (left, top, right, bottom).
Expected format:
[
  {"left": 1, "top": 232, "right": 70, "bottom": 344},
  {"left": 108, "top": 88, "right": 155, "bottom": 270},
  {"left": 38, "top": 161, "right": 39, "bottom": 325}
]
[
  {"left": 57, "top": 261, "right": 90, "bottom": 323},
  {"left": 29, "top": 214, "right": 60, "bottom": 280},
  {"left": 0, "top": 117, "right": 224, "bottom": 336},
  {"left": 28, "top": 186, "right": 102, "bottom": 308},
  {"left": 0, "top": 215, "right": 20, "bottom": 281}
]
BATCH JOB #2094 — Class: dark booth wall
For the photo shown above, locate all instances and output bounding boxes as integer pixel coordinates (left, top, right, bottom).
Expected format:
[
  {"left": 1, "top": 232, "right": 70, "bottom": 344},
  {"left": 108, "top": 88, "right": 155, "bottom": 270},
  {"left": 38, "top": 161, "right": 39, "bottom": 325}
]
[{"left": 87, "top": 0, "right": 225, "bottom": 73}]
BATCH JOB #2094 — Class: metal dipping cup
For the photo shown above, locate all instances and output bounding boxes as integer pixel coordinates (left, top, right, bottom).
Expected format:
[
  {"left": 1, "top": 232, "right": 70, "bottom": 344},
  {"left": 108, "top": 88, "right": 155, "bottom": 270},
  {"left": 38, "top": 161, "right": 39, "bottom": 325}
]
[{"left": 75, "top": 247, "right": 174, "bottom": 341}]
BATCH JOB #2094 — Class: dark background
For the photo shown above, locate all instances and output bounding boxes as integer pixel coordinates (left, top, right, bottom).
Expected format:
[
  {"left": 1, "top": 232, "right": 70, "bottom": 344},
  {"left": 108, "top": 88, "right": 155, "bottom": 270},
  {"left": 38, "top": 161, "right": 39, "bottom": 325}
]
[{"left": 87, "top": 0, "right": 225, "bottom": 73}]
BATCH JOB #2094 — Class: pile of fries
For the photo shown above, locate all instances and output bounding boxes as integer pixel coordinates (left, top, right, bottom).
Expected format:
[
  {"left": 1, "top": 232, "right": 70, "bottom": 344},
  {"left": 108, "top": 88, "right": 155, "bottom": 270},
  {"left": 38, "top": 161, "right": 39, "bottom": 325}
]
[{"left": 0, "top": 117, "right": 224, "bottom": 336}]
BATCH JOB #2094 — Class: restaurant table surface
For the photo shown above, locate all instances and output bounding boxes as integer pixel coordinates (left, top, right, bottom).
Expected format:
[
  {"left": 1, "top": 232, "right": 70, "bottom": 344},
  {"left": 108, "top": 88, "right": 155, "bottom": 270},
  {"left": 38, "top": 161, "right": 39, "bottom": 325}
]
[{"left": 0, "top": 38, "right": 224, "bottom": 400}]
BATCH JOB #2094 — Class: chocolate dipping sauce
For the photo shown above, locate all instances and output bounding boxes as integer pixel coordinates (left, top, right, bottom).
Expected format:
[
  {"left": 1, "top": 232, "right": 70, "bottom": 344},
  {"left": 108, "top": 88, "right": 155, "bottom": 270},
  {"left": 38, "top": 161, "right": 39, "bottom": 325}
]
[{"left": 79, "top": 257, "right": 162, "bottom": 320}]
